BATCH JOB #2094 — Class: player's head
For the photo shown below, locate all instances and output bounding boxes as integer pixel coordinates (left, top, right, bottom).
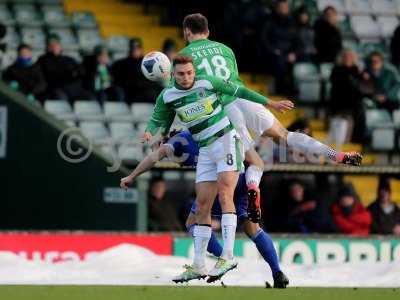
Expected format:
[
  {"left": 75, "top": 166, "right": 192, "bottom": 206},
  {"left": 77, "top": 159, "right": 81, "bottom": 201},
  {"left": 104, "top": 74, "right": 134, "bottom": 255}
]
[
  {"left": 182, "top": 13, "right": 209, "bottom": 42},
  {"left": 172, "top": 54, "right": 195, "bottom": 89}
]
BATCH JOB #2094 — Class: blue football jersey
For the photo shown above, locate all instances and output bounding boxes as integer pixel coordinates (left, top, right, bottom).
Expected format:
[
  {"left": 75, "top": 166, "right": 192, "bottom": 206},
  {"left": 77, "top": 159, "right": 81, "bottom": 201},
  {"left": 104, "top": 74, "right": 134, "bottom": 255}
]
[{"left": 165, "top": 131, "right": 199, "bottom": 167}]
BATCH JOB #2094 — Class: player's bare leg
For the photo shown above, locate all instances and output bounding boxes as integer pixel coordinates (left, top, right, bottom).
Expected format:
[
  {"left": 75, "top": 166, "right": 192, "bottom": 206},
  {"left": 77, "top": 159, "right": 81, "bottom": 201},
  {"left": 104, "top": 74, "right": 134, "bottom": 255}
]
[
  {"left": 262, "top": 119, "right": 362, "bottom": 166},
  {"left": 208, "top": 171, "right": 239, "bottom": 282},
  {"left": 173, "top": 182, "right": 217, "bottom": 283}
]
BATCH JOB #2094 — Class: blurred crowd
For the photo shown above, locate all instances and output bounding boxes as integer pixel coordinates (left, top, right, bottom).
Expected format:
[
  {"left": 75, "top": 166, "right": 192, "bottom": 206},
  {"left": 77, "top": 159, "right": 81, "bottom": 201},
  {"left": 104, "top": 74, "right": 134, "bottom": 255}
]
[
  {"left": 0, "top": 25, "right": 178, "bottom": 105},
  {"left": 148, "top": 175, "right": 400, "bottom": 237}
]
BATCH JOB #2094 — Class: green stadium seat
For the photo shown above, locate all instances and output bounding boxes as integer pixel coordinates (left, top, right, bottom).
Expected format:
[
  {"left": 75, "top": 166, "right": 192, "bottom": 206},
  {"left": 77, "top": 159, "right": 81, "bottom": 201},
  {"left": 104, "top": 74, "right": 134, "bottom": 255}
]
[
  {"left": 0, "top": 5, "right": 15, "bottom": 26},
  {"left": 377, "top": 16, "right": 399, "bottom": 38},
  {"left": 74, "top": 100, "right": 104, "bottom": 121},
  {"left": 79, "top": 121, "right": 111, "bottom": 144},
  {"left": 118, "top": 144, "right": 144, "bottom": 162},
  {"left": 72, "top": 11, "right": 97, "bottom": 29},
  {"left": 393, "top": 109, "right": 400, "bottom": 127},
  {"left": 2, "top": 26, "right": 21, "bottom": 48},
  {"left": 371, "top": 0, "right": 397, "bottom": 16},
  {"left": 1, "top": 50, "right": 17, "bottom": 70},
  {"left": 106, "top": 35, "right": 129, "bottom": 53},
  {"left": 14, "top": 4, "right": 44, "bottom": 27},
  {"left": 365, "top": 109, "right": 393, "bottom": 130},
  {"left": 44, "top": 99, "right": 76, "bottom": 121},
  {"left": 345, "top": 0, "right": 372, "bottom": 15},
  {"left": 131, "top": 103, "right": 154, "bottom": 123},
  {"left": 100, "top": 145, "right": 116, "bottom": 161},
  {"left": 298, "top": 81, "right": 322, "bottom": 102},
  {"left": 20, "top": 27, "right": 46, "bottom": 49},
  {"left": 77, "top": 29, "right": 102, "bottom": 52},
  {"left": 63, "top": 50, "right": 83, "bottom": 63},
  {"left": 320, "top": 63, "right": 334, "bottom": 81},
  {"left": 109, "top": 122, "right": 137, "bottom": 143},
  {"left": 371, "top": 128, "right": 395, "bottom": 151},
  {"left": 42, "top": 5, "right": 72, "bottom": 27},
  {"left": 104, "top": 102, "right": 132, "bottom": 121},
  {"left": 294, "top": 63, "right": 320, "bottom": 80},
  {"left": 350, "top": 16, "right": 381, "bottom": 40},
  {"left": 111, "top": 51, "right": 127, "bottom": 62}
]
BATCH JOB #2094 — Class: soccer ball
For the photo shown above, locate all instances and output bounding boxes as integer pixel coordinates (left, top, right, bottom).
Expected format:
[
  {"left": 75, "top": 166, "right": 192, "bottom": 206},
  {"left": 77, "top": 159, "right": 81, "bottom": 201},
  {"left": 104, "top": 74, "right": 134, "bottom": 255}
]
[{"left": 141, "top": 51, "right": 171, "bottom": 84}]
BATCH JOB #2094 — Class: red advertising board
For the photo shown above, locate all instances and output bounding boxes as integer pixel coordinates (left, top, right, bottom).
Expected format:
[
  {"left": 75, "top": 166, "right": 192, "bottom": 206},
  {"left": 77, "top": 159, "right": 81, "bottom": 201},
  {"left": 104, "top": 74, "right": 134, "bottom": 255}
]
[{"left": 0, "top": 233, "right": 173, "bottom": 263}]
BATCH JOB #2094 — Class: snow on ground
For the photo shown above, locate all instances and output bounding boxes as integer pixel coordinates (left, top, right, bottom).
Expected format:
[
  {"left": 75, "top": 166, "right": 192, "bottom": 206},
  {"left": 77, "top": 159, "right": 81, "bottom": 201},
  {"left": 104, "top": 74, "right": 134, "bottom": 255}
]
[{"left": 0, "top": 244, "right": 399, "bottom": 287}]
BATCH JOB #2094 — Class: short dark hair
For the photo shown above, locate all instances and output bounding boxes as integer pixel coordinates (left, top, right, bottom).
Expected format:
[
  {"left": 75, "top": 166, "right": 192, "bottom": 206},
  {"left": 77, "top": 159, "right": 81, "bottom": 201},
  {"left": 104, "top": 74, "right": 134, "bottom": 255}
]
[
  {"left": 17, "top": 43, "right": 31, "bottom": 52},
  {"left": 323, "top": 5, "right": 337, "bottom": 15},
  {"left": 172, "top": 54, "right": 193, "bottom": 67},
  {"left": 369, "top": 51, "right": 384, "bottom": 61},
  {"left": 183, "top": 13, "right": 208, "bottom": 34}
]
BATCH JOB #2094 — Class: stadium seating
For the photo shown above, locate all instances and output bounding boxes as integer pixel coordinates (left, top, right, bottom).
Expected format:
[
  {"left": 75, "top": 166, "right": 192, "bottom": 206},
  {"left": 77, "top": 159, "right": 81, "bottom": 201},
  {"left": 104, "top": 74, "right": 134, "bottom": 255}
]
[
  {"left": 20, "top": 27, "right": 46, "bottom": 49},
  {"left": 79, "top": 121, "right": 110, "bottom": 144},
  {"left": 0, "top": 5, "right": 15, "bottom": 26},
  {"left": 345, "top": 0, "right": 372, "bottom": 15},
  {"left": 106, "top": 35, "right": 130, "bottom": 53},
  {"left": 74, "top": 100, "right": 104, "bottom": 121},
  {"left": 103, "top": 101, "right": 132, "bottom": 121},
  {"left": 371, "top": 0, "right": 398, "bottom": 16},
  {"left": 49, "top": 28, "right": 79, "bottom": 50},
  {"left": 42, "top": 5, "right": 72, "bottom": 27},
  {"left": 71, "top": 11, "right": 97, "bottom": 29},
  {"left": 365, "top": 109, "right": 393, "bottom": 130},
  {"left": 117, "top": 144, "right": 144, "bottom": 162},
  {"left": 350, "top": 16, "right": 381, "bottom": 40},
  {"left": 293, "top": 63, "right": 322, "bottom": 102},
  {"left": 371, "top": 128, "right": 395, "bottom": 151},
  {"left": 44, "top": 99, "right": 75, "bottom": 120},
  {"left": 317, "top": 0, "right": 346, "bottom": 13},
  {"left": 393, "top": 109, "right": 400, "bottom": 127},
  {"left": 77, "top": 28, "right": 102, "bottom": 52},
  {"left": 14, "top": 4, "right": 44, "bottom": 27},
  {"left": 131, "top": 103, "right": 154, "bottom": 123},
  {"left": 377, "top": 16, "right": 399, "bottom": 38},
  {"left": 109, "top": 121, "right": 137, "bottom": 143}
]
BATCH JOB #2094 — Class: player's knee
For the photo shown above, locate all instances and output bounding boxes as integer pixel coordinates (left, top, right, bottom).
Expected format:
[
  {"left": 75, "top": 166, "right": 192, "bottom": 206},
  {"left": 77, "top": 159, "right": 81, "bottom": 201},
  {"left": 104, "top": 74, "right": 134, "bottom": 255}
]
[{"left": 243, "top": 220, "right": 260, "bottom": 238}]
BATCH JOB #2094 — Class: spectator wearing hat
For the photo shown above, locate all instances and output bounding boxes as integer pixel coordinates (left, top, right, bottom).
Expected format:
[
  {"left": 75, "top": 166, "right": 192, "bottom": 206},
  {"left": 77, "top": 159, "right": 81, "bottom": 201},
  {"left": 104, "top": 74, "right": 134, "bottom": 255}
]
[
  {"left": 332, "top": 186, "right": 372, "bottom": 236},
  {"left": 37, "top": 33, "right": 94, "bottom": 102},
  {"left": 3, "top": 43, "right": 47, "bottom": 101},
  {"left": 162, "top": 38, "right": 178, "bottom": 61},
  {"left": 82, "top": 45, "right": 123, "bottom": 103},
  {"left": 368, "top": 178, "right": 400, "bottom": 236},
  {"left": 111, "top": 37, "right": 162, "bottom": 104}
]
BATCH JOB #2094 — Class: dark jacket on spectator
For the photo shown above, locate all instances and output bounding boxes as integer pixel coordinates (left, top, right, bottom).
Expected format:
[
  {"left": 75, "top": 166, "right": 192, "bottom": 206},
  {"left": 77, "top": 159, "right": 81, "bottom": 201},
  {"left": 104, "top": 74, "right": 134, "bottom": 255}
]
[
  {"left": 332, "top": 201, "right": 372, "bottom": 236},
  {"left": 3, "top": 62, "right": 47, "bottom": 96},
  {"left": 330, "top": 65, "right": 363, "bottom": 113},
  {"left": 368, "top": 201, "right": 400, "bottom": 234},
  {"left": 391, "top": 25, "right": 400, "bottom": 68},
  {"left": 296, "top": 24, "right": 316, "bottom": 62},
  {"left": 111, "top": 56, "right": 161, "bottom": 103},
  {"left": 261, "top": 13, "right": 297, "bottom": 56},
  {"left": 314, "top": 18, "right": 342, "bottom": 63},
  {"left": 37, "top": 52, "right": 84, "bottom": 89}
]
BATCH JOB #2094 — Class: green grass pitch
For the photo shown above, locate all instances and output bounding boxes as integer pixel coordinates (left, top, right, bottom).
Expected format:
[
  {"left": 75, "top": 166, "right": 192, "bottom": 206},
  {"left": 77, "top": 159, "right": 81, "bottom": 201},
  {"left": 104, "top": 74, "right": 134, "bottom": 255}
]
[{"left": 0, "top": 286, "right": 399, "bottom": 300}]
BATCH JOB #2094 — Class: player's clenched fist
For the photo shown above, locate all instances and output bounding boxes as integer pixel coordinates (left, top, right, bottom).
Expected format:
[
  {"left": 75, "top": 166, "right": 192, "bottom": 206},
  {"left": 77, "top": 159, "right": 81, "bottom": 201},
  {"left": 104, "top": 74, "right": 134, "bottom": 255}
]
[
  {"left": 120, "top": 175, "right": 134, "bottom": 190},
  {"left": 141, "top": 132, "right": 153, "bottom": 143},
  {"left": 267, "top": 100, "right": 294, "bottom": 113}
]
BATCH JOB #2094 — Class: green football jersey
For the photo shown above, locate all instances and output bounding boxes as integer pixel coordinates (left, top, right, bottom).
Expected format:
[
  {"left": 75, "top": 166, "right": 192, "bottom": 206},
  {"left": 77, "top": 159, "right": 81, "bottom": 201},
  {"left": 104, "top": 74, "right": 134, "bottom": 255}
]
[
  {"left": 145, "top": 75, "right": 268, "bottom": 147},
  {"left": 180, "top": 39, "right": 243, "bottom": 105}
]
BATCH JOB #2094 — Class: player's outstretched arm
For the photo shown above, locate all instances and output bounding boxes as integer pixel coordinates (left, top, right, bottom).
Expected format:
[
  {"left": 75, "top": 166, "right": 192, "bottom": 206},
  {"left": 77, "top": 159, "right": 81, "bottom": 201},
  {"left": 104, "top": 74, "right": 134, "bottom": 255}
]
[
  {"left": 206, "top": 75, "right": 294, "bottom": 112},
  {"left": 120, "top": 145, "right": 170, "bottom": 190},
  {"left": 144, "top": 92, "right": 176, "bottom": 139}
]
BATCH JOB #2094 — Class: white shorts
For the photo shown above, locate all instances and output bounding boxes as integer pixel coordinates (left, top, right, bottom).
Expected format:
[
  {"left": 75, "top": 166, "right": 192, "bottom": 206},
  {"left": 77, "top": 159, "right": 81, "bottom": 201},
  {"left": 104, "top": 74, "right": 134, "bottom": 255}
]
[
  {"left": 225, "top": 99, "right": 276, "bottom": 149},
  {"left": 195, "top": 129, "right": 244, "bottom": 183}
]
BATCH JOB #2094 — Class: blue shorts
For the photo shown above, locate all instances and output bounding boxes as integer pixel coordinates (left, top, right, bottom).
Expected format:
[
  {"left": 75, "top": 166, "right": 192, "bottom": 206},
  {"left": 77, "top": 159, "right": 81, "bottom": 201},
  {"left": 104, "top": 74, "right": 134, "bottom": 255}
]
[{"left": 190, "top": 174, "right": 248, "bottom": 220}]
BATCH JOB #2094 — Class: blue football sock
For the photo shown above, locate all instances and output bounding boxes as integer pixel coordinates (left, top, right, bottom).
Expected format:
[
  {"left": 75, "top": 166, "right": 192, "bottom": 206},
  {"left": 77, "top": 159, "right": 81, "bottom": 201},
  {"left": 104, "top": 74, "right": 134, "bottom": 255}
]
[
  {"left": 188, "top": 225, "right": 222, "bottom": 257},
  {"left": 252, "top": 229, "right": 281, "bottom": 276}
]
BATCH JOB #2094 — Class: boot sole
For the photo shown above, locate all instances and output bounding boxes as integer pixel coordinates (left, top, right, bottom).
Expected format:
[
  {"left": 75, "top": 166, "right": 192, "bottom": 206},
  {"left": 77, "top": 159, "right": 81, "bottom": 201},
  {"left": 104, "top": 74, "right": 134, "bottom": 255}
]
[{"left": 206, "top": 263, "right": 238, "bottom": 283}]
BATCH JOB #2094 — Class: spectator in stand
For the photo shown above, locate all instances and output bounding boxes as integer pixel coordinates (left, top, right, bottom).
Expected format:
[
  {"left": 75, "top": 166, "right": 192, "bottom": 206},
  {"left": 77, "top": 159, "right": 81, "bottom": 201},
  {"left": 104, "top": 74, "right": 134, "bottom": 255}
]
[
  {"left": 390, "top": 24, "right": 400, "bottom": 69},
  {"left": 111, "top": 37, "right": 161, "bottom": 104},
  {"left": 314, "top": 6, "right": 342, "bottom": 64},
  {"left": 363, "top": 51, "right": 400, "bottom": 110},
  {"left": 332, "top": 186, "right": 371, "bottom": 236},
  {"left": 3, "top": 43, "right": 47, "bottom": 102},
  {"left": 368, "top": 178, "right": 400, "bottom": 236},
  {"left": 82, "top": 45, "right": 123, "bottom": 103},
  {"left": 329, "top": 48, "right": 367, "bottom": 143},
  {"left": 37, "top": 33, "right": 94, "bottom": 102},
  {"left": 276, "top": 179, "right": 319, "bottom": 233},
  {"left": 148, "top": 177, "right": 183, "bottom": 232},
  {"left": 260, "top": 0, "right": 297, "bottom": 95},
  {"left": 294, "top": 6, "right": 316, "bottom": 62},
  {"left": 162, "top": 38, "right": 178, "bottom": 61}
]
